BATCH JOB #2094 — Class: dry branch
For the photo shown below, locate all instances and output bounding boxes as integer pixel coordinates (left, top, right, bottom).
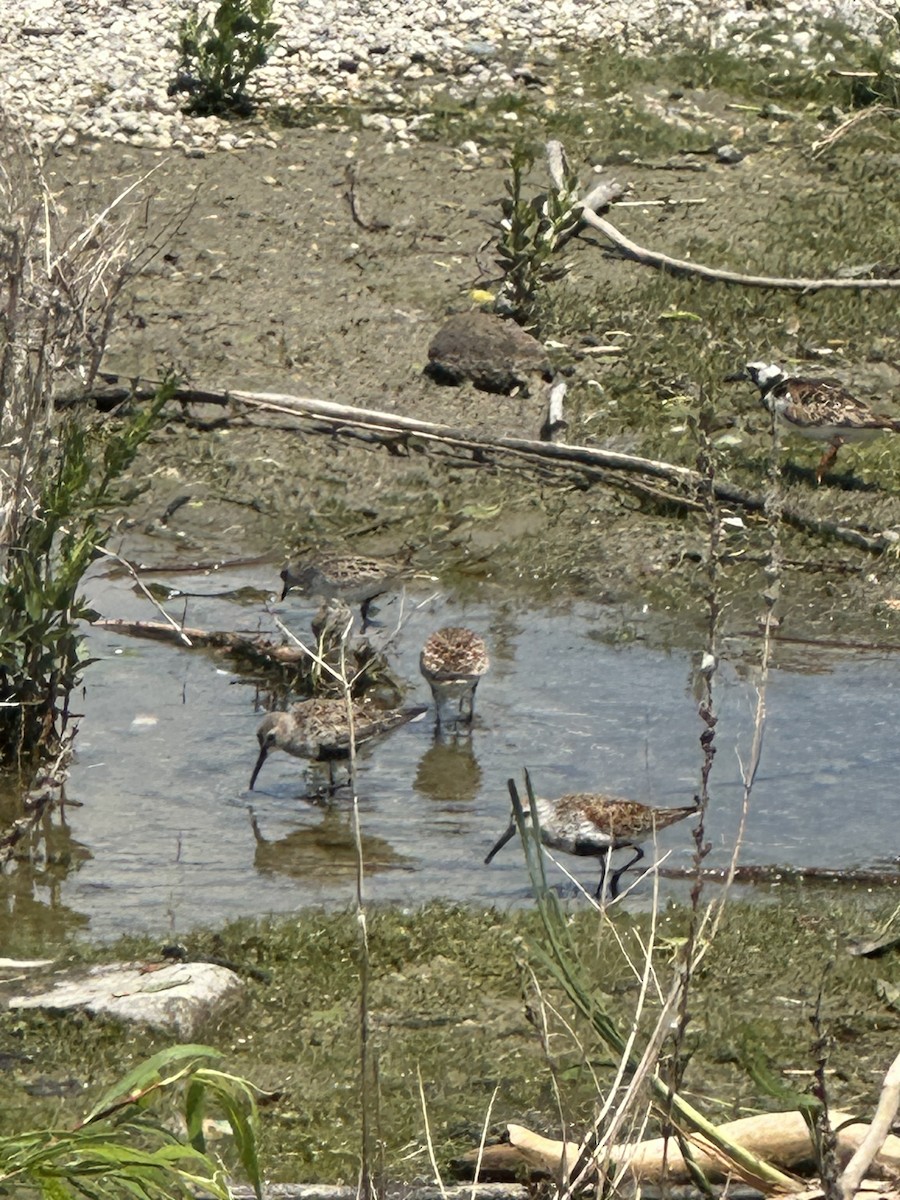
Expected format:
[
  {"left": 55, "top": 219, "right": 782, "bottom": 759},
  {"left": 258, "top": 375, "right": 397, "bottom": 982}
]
[
  {"left": 578, "top": 207, "right": 900, "bottom": 291},
  {"left": 89, "top": 377, "right": 898, "bottom": 557},
  {"left": 92, "top": 617, "right": 308, "bottom": 665},
  {"left": 841, "top": 1052, "right": 900, "bottom": 1200},
  {"left": 506, "top": 1109, "right": 900, "bottom": 1187}
]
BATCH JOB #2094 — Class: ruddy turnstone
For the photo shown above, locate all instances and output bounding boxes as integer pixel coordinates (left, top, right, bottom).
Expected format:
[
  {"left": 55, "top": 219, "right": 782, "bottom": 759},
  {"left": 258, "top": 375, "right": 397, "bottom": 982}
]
[
  {"left": 744, "top": 360, "right": 900, "bottom": 483},
  {"left": 280, "top": 553, "right": 404, "bottom": 624},
  {"left": 485, "top": 788, "right": 699, "bottom": 899},
  {"left": 249, "top": 697, "right": 427, "bottom": 792},
  {"left": 419, "top": 627, "right": 489, "bottom": 730}
]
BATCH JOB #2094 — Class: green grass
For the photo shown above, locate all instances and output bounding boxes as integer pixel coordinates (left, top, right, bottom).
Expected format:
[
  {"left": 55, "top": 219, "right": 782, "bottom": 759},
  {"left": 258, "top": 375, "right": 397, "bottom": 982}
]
[{"left": 2, "top": 895, "right": 899, "bottom": 1182}]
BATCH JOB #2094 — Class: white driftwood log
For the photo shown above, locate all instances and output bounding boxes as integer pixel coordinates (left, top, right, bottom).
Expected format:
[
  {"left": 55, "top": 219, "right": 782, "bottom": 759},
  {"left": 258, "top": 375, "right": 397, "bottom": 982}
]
[{"left": 508, "top": 1109, "right": 900, "bottom": 1187}]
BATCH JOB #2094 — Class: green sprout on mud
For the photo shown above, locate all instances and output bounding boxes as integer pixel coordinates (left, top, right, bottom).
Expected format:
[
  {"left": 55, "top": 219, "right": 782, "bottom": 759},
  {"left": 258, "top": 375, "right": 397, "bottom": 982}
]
[
  {"left": 494, "top": 143, "right": 583, "bottom": 329},
  {"left": 175, "top": 0, "right": 280, "bottom": 116}
]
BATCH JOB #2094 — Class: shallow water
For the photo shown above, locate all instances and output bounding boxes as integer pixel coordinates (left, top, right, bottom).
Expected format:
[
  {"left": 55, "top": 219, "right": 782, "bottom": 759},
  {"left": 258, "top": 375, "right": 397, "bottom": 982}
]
[{"left": 6, "top": 560, "right": 900, "bottom": 943}]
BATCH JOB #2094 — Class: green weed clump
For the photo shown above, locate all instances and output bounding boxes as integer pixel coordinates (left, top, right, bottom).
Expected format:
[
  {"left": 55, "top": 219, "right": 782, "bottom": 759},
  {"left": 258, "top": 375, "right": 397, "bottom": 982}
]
[
  {"left": 0, "top": 1044, "right": 261, "bottom": 1200},
  {"left": 0, "top": 386, "right": 171, "bottom": 769},
  {"left": 0, "top": 114, "right": 168, "bottom": 772},
  {"left": 494, "top": 144, "right": 584, "bottom": 329},
  {"left": 175, "top": 0, "right": 280, "bottom": 115}
]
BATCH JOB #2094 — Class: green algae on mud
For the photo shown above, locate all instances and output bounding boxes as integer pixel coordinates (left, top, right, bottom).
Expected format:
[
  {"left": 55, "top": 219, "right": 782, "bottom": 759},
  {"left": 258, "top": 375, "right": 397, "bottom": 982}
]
[{"left": 2, "top": 894, "right": 899, "bottom": 1182}]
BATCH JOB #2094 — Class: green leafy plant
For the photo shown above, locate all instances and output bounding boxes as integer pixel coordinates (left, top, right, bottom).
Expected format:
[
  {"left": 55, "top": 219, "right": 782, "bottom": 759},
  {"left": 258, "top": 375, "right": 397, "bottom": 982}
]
[
  {"left": 494, "top": 142, "right": 584, "bottom": 328},
  {"left": 175, "top": 0, "right": 280, "bottom": 116},
  {"left": 0, "top": 383, "right": 173, "bottom": 768},
  {"left": 0, "top": 1044, "right": 262, "bottom": 1199},
  {"left": 0, "top": 112, "right": 169, "bottom": 771}
]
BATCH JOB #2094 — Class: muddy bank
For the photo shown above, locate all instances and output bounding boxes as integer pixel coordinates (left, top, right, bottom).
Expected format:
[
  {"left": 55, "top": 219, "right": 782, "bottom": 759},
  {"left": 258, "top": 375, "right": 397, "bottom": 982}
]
[{"left": 46, "top": 59, "right": 897, "bottom": 653}]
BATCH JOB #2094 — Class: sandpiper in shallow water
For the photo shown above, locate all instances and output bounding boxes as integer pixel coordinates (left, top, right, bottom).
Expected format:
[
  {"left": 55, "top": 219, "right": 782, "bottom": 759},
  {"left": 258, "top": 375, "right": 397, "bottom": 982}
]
[
  {"left": 744, "top": 360, "right": 900, "bottom": 482},
  {"left": 419, "top": 627, "right": 490, "bottom": 730},
  {"left": 280, "top": 554, "right": 403, "bottom": 624},
  {"left": 249, "top": 697, "right": 428, "bottom": 791},
  {"left": 485, "top": 789, "right": 700, "bottom": 899}
]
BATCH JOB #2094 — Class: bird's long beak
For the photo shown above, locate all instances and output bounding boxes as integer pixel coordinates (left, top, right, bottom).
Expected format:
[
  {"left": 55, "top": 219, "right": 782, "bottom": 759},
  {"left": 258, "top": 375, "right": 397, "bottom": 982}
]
[
  {"left": 723, "top": 369, "right": 749, "bottom": 383},
  {"left": 279, "top": 572, "right": 290, "bottom": 601},
  {"left": 484, "top": 820, "right": 517, "bottom": 865},
  {"left": 249, "top": 745, "right": 268, "bottom": 790}
]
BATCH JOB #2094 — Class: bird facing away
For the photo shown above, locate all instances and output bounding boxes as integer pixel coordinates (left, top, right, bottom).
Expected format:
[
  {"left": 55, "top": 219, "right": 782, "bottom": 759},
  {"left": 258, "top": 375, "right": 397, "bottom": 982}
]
[
  {"left": 311, "top": 597, "right": 355, "bottom": 650},
  {"left": 249, "top": 697, "right": 427, "bottom": 792},
  {"left": 745, "top": 360, "right": 900, "bottom": 483},
  {"left": 419, "top": 627, "right": 490, "bottom": 730},
  {"left": 485, "top": 790, "right": 700, "bottom": 900},
  {"left": 280, "top": 553, "right": 403, "bottom": 624}
]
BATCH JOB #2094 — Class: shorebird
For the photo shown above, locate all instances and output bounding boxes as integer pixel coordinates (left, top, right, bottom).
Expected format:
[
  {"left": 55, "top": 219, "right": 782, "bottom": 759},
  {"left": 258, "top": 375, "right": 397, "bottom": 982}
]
[
  {"left": 280, "top": 553, "right": 403, "bottom": 625},
  {"left": 419, "top": 627, "right": 489, "bottom": 730},
  {"left": 311, "top": 597, "right": 355, "bottom": 649},
  {"left": 485, "top": 789, "right": 700, "bottom": 900},
  {"left": 744, "top": 360, "right": 900, "bottom": 482},
  {"left": 249, "top": 697, "right": 427, "bottom": 792}
]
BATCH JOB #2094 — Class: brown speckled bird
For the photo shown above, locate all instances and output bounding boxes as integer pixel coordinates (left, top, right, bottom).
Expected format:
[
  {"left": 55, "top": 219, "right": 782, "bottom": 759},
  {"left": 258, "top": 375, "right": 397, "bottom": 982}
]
[
  {"left": 420, "top": 627, "right": 490, "bottom": 730},
  {"left": 746, "top": 360, "right": 900, "bottom": 483},
  {"left": 485, "top": 790, "right": 699, "bottom": 899},
  {"left": 280, "top": 554, "right": 403, "bottom": 625},
  {"left": 250, "top": 697, "right": 427, "bottom": 792}
]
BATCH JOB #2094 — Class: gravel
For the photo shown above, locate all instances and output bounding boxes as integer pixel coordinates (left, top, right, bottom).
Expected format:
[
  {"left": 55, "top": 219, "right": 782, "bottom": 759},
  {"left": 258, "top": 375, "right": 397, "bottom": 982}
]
[{"left": 0, "top": 0, "right": 885, "bottom": 152}]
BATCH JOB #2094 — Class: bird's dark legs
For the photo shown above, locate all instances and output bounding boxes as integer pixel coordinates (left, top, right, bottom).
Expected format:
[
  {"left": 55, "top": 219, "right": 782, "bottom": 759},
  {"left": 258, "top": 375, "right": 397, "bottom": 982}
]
[{"left": 597, "top": 845, "right": 645, "bottom": 900}]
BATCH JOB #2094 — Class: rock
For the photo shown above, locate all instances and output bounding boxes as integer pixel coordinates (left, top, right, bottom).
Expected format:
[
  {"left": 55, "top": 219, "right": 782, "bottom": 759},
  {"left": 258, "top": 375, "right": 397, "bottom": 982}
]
[
  {"left": 715, "top": 143, "right": 744, "bottom": 164},
  {"left": 7, "top": 961, "right": 243, "bottom": 1037},
  {"left": 425, "top": 311, "right": 551, "bottom": 394}
]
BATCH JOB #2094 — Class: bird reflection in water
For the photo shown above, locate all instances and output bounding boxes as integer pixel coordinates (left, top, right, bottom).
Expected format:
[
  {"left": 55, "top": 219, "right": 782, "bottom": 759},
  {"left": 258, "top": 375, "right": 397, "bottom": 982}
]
[
  {"left": 413, "top": 734, "right": 483, "bottom": 805},
  {"left": 248, "top": 807, "right": 410, "bottom": 880}
]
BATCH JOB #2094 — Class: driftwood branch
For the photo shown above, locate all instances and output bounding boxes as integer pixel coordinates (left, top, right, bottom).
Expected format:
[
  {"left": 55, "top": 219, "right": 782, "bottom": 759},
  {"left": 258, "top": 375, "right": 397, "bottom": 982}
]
[
  {"left": 91, "top": 617, "right": 308, "bottom": 665},
  {"left": 657, "top": 864, "right": 900, "bottom": 888},
  {"left": 84, "top": 377, "right": 897, "bottom": 556},
  {"left": 504, "top": 1109, "right": 900, "bottom": 1186},
  {"left": 840, "top": 1052, "right": 900, "bottom": 1200},
  {"left": 579, "top": 206, "right": 900, "bottom": 291}
]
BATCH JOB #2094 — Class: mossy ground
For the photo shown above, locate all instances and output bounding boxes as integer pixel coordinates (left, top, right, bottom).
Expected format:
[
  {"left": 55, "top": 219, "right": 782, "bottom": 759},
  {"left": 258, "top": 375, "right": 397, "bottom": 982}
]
[{"left": 2, "top": 893, "right": 899, "bottom": 1183}]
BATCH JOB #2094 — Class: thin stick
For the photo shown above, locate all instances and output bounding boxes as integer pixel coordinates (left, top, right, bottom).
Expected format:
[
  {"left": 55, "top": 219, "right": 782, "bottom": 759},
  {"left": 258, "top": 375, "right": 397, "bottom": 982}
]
[
  {"left": 579, "top": 205, "right": 900, "bottom": 291},
  {"left": 469, "top": 1086, "right": 501, "bottom": 1200},
  {"left": 94, "top": 547, "right": 193, "bottom": 646},
  {"left": 418, "top": 1067, "right": 449, "bottom": 1200},
  {"left": 840, "top": 1050, "right": 900, "bottom": 1200},
  {"left": 93, "top": 377, "right": 898, "bottom": 556}
]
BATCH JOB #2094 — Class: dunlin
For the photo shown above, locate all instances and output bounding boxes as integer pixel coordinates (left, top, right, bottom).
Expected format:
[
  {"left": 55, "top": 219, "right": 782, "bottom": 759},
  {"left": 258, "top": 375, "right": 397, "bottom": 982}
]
[
  {"left": 485, "top": 788, "right": 699, "bottom": 899},
  {"left": 420, "top": 627, "right": 489, "bottom": 729},
  {"left": 743, "top": 360, "right": 900, "bottom": 482},
  {"left": 249, "top": 696, "right": 427, "bottom": 792},
  {"left": 311, "top": 597, "right": 355, "bottom": 649},
  {"left": 280, "top": 553, "right": 403, "bottom": 624}
]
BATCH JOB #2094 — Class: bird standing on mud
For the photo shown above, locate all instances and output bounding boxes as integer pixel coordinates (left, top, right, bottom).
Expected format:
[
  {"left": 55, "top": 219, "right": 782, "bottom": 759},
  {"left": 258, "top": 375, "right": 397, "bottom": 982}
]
[{"left": 743, "top": 360, "right": 900, "bottom": 483}]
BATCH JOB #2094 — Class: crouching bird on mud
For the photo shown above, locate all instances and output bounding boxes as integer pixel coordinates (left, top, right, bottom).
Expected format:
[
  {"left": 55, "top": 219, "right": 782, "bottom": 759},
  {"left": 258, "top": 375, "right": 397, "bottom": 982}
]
[
  {"left": 250, "top": 697, "right": 427, "bottom": 794},
  {"left": 485, "top": 780, "right": 700, "bottom": 900}
]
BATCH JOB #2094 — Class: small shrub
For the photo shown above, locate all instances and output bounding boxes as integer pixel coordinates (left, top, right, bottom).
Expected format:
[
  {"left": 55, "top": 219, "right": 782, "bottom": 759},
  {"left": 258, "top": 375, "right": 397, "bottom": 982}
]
[
  {"left": 493, "top": 143, "right": 583, "bottom": 329},
  {"left": 174, "top": 0, "right": 280, "bottom": 116}
]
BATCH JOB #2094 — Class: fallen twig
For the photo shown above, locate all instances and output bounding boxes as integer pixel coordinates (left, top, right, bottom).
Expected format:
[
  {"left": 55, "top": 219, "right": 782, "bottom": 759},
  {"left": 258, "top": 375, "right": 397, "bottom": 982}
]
[
  {"left": 578, "top": 206, "right": 900, "bottom": 291},
  {"left": 83, "top": 377, "right": 899, "bottom": 556},
  {"left": 840, "top": 1051, "right": 900, "bottom": 1200}
]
